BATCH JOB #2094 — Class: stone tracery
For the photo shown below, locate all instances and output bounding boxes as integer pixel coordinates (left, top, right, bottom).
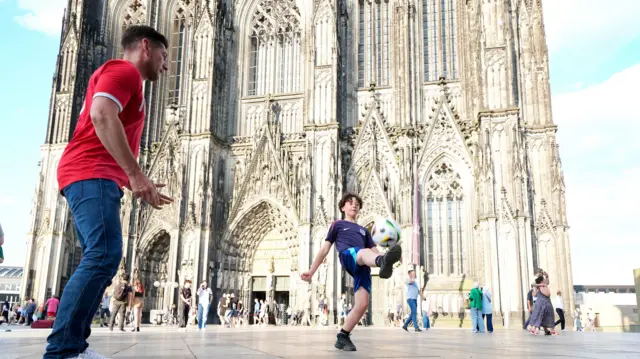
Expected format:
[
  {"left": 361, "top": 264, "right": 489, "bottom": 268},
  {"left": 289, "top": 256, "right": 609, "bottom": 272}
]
[
  {"left": 422, "top": 162, "right": 467, "bottom": 276},
  {"left": 223, "top": 200, "right": 298, "bottom": 274},
  {"left": 247, "top": 0, "right": 302, "bottom": 96}
]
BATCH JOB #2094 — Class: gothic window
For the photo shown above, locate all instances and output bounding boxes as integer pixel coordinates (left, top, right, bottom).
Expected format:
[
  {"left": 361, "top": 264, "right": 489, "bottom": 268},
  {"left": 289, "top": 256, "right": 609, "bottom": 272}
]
[
  {"left": 422, "top": 163, "right": 465, "bottom": 276},
  {"left": 422, "top": 0, "right": 458, "bottom": 81},
  {"left": 247, "top": 0, "right": 301, "bottom": 96},
  {"left": 168, "top": 13, "right": 187, "bottom": 104},
  {"left": 314, "top": 12, "right": 333, "bottom": 66},
  {"left": 357, "top": 0, "right": 390, "bottom": 88},
  {"left": 118, "top": 0, "right": 146, "bottom": 58}
]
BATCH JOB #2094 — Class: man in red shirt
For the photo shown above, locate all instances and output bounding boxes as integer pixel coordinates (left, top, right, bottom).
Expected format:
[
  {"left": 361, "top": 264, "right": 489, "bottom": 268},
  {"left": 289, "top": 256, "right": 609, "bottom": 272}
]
[{"left": 45, "top": 25, "right": 171, "bottom": 359}]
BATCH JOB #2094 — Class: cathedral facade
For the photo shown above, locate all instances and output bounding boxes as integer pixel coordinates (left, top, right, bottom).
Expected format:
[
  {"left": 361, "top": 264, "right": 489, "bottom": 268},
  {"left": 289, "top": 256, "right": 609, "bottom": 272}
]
[{"left": 21, "top": 0, "right": 574, "bottom": 326}]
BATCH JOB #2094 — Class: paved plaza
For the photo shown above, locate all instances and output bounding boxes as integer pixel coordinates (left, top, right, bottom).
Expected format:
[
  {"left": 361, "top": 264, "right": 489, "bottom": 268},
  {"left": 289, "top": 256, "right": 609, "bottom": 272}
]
[{"left": 2, "top": 325, "right": 640, "bottom": 359}]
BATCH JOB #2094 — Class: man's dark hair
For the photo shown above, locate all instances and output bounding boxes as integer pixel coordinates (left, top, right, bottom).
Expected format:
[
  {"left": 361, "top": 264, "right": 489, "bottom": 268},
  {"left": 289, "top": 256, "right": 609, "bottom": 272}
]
[
  {"left": 407, "top": 270, "right": 415, "bottom": 275},
  {"left": 338, "top": 193, "right": 363, "bottom": 214},
  {"left": 121, "top": 25, "right": 168, "bottom": 50}
]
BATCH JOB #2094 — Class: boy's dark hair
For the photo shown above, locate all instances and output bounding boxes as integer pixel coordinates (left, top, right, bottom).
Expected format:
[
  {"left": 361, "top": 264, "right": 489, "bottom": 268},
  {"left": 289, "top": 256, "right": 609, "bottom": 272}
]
[
  {"left": 407, "top": 270, "right": 415, "bottom": 275},
  {"left": 122, "top": 273, "right": 130, "bottom": 281},
  {"left": 338, "top": 193, "right": 363, "bottom": 214},
  {"left": 535, "top": 275, "right": 544, "bottom": 284},
  {"left": 121, "top": 25, "right": 168, "bottom": 50}
]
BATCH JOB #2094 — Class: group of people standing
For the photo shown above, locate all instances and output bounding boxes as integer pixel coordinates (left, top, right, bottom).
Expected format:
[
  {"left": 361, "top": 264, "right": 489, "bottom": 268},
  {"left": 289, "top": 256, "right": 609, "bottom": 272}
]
[
  {"left": 398, "top": 270, "right": 493, "bottom": 333},
  {"left": 103, "top": 274, "right": 145, "bottom": 332},
  {"left": 469, "top": 282, "right": 494, "bottom": 333},
  {"left": 177, "top": 280, "right": 214, "bottom": 331},
  {"left": 1, "top": 298, "right": 41, "bottom": 326},
  {"left": 398, "top": 268, "right": 570, "bottom": 335}
]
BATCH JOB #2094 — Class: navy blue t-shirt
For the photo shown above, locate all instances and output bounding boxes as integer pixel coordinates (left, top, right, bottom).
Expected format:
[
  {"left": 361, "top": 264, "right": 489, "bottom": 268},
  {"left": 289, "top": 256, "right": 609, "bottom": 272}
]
[{"left": 325, "top": 220, "right": 376, "bottom": 253}]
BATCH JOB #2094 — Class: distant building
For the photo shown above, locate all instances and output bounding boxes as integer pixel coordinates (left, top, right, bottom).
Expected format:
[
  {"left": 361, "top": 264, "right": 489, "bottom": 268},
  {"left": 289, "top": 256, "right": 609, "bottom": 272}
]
[
  {"left": 634, "top": 268, "right": 640, "bottom": 322},
  {"left": 574, "top": 284, "right": 638, "bottom": 332},
  {"left": 0, "top": 266, "right": 23, "bottom": 307}
]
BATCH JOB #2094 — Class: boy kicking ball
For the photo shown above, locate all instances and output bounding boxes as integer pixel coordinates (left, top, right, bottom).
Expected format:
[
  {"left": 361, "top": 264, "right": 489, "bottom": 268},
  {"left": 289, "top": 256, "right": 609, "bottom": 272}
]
[{"left": 301, "top": 193, "right": 402, "bottom": 351}]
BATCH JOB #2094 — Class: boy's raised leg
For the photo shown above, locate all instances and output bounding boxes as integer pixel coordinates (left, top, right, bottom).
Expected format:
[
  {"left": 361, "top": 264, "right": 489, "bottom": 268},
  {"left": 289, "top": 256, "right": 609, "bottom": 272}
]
[{"left": 356, "top": 244, "right": 402, "bottom": 279}]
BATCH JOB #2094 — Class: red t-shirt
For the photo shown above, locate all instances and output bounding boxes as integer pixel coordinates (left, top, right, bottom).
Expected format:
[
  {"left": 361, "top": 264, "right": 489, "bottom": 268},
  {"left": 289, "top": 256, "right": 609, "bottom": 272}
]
[
  {"left": 57, "top": 60, "right": 145, "bottom": 191},
  {"left": 45, "top": 297, "right": 60, "bottom": 313}
]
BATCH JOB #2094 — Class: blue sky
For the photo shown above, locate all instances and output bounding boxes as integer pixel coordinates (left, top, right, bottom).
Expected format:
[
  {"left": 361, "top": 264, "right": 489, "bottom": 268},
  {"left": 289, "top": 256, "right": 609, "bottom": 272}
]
[{"left": 0, "top": 0, "right": 638, "bottom": 285}]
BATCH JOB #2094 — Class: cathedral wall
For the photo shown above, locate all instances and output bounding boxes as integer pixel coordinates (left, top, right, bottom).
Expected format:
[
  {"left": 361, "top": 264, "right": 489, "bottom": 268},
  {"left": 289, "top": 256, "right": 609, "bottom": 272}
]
[{"left": 21, "top": 0, "right": 575, "bottom": 326}]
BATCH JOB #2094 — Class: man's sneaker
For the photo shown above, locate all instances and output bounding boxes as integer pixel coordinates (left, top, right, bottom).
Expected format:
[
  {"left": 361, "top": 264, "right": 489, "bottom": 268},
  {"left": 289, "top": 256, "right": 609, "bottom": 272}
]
[
  {"left": 70, "top": 349, "right": 109, "bottom": 359},
  {"left": 335, "top": 333, "right": 356, "bottom": 351},
  {"left": 379, "top": 244, "right": 402, "bottom": 279},
  {"left": 402, "top": 326, "right": 408, "bottom": 332},
  {"left": 415, "top": 328, "right": 422, "bottom": 333}
]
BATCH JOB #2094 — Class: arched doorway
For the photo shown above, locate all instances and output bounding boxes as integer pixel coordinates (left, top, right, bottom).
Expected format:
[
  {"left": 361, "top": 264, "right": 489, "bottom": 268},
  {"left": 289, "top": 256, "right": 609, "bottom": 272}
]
[
  {"left": 250, "top": 229, "right": 293, "bottom": 322},
  {"left": 222, "top": 200, "right": 298, "bottom": 323},
  {"left": 138, "top": 231, "right": 171, "bottom": 317}
]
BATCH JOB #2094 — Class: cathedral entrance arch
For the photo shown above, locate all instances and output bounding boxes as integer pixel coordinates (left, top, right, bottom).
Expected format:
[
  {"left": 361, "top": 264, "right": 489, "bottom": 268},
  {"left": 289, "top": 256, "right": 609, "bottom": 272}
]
[
  {"left": 250, "top": 229, "right": 292, "bottom": 323},
  {"left": 137, "top": 230, "right": 171, "bottom": 319},
  {"left": 222, "top": 200, "right": 298, "bottom": 321}
]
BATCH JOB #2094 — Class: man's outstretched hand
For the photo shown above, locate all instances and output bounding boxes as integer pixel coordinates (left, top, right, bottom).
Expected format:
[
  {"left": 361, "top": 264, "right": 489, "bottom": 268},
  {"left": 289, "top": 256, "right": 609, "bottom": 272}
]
[{"left": 128, "top": 170, "right": 174, "bottom": 209}]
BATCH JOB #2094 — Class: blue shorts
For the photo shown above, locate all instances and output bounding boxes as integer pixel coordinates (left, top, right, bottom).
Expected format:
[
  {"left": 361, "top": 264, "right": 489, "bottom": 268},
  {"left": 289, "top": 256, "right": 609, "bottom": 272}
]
[{"left": 339, "top": 247, "right": 371, "bottom": 293}]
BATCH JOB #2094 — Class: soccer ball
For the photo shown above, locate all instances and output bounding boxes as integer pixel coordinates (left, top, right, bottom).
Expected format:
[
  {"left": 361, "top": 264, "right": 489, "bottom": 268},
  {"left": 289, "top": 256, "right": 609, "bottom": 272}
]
[{"left": 371, "top": 218, "right": 401, "bottom": 247}]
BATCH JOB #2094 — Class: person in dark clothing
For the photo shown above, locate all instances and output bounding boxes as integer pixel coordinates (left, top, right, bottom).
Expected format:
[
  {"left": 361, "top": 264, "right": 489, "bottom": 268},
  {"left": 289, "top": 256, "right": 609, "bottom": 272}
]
[
  {"left": 554, "top": 291, "right": 566, "bottom": 331},
  {"left": 523, "top": 284, "right": 535, "bottom": 329},
  {"left": 225, "top": 293, "right": 236, "bottom": 327},
  {"left": 179, "top": 280, "right": 192, "bottom": 330},
  {"left": 26, "top": 299, "right": 36, "bottom": 326},
  {"left": 218, "top": 294, "right": 227, "bottom": 325}
]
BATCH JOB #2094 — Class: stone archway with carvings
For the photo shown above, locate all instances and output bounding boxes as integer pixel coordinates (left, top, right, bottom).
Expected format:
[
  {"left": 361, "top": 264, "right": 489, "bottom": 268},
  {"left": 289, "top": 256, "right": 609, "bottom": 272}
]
[
  {"left": 222, "top": 200, "right": 299, "bottom": 273},
  {"left": 218, "top": 199, "right": 298, "bottom": 300},
  {"left": 136, "top": 230, "right": 171, "bottom": 313}
]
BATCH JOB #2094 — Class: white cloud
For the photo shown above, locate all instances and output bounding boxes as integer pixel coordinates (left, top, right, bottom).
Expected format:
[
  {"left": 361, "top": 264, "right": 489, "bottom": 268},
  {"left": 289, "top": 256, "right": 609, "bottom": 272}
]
[
  {"left": 553, "top": 65, "right": 640, "bottom": 285},
  {"left": 542, "top": 0, "right": 640, "bottom": 53},
  {"left": 14, "top": 0, "right": 67, "bottom": 36}
]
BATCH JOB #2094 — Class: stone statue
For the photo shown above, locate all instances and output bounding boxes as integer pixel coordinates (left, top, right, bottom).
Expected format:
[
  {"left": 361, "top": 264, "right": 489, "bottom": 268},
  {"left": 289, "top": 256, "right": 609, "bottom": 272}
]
[
  {"left": 269, "top": 256, "right": 275, "bottom": 273},
  {"left": 160, "top": 262, "right": 168, "bottom": 281}
]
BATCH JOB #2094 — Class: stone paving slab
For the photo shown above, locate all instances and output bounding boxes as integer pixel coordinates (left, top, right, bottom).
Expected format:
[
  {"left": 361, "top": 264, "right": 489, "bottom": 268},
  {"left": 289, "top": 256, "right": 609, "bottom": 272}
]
[{"left": 2, "top": 325, "right": 639, "bottom": 359}]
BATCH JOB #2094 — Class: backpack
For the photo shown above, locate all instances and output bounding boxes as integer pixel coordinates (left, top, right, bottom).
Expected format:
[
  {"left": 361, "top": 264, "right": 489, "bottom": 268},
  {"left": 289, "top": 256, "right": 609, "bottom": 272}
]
[{"left": 113, "top": 282, "right": 128, "bottom": 301}]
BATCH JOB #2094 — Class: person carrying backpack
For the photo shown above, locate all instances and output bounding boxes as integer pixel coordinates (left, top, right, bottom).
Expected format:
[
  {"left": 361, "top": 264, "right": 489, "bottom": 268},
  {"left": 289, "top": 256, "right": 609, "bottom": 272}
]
[{"left": 109, "top": 274, "right": 132, "bottom": 331}]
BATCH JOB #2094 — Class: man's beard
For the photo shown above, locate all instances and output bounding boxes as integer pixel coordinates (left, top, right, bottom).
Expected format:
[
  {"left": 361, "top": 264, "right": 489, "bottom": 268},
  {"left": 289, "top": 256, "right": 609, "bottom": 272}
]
[{"left": 145, "top": 62, "right": 159, "bottom": 81}]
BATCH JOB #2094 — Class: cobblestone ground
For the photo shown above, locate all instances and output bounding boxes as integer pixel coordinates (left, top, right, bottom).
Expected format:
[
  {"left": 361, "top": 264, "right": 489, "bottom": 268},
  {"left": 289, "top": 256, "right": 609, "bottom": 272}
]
[{"left": 3, "top": 325, "right": 639, "bottom": 358}]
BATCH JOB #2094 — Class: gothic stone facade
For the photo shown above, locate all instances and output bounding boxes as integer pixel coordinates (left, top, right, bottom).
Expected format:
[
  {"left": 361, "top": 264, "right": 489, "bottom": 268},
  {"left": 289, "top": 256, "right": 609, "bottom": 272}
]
[{"left": 21, "top": 0, "right": 574, "bottom": 326}]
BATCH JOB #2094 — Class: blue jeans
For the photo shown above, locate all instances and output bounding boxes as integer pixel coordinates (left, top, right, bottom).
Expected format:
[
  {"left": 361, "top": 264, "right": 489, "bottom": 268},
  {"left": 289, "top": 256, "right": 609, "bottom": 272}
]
[
  {"left": 422, "top": 311, "right": 430, "bottom": 329},
  {"left": 471, "top": 307, "right": 485, "bottom": 333},
  {"left": 198, "top": 303, "right": 210, "bottom": 329},
  {"left": 45, "top": 179, "right": 123, "bottom": 358},
  {"left": 403, "top": 299, "right": 419, "bottom": 329},
  {"left": 484, "top": 313, "right": 493, "bottom": 332}
]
